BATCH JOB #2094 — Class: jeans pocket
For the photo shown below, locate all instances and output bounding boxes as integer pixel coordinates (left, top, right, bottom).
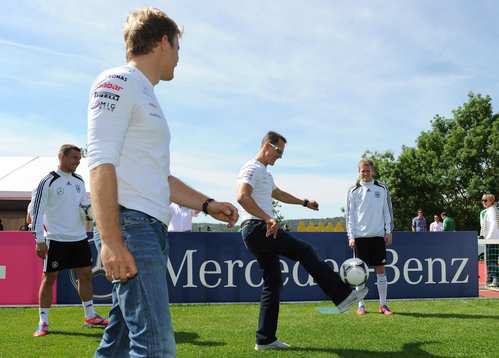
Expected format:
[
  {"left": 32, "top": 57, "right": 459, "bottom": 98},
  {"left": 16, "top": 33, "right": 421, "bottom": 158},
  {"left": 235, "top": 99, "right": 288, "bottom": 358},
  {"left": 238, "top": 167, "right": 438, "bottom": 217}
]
[{"left": 120, "top": 210, "right": 158, "bottom": 229}]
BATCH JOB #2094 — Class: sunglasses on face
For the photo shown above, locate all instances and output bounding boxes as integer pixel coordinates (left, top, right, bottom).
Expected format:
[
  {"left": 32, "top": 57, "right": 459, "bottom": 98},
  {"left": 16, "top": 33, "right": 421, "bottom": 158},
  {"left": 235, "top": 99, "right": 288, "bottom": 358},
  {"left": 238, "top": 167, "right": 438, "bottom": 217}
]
[
  {"left": 482, "top": 199, "right": 488, "bottom": 203},
  {"left": 269, "top": 143, "right": 283, "bottom": 156}
]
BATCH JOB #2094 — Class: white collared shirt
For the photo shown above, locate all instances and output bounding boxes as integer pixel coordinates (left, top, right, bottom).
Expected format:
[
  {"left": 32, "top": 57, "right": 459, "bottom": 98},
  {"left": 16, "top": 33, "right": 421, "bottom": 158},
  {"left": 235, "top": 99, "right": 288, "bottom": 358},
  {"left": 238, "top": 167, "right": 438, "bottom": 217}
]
[{"left": 429, "top": 221, "right": 444, "bottom": 232}]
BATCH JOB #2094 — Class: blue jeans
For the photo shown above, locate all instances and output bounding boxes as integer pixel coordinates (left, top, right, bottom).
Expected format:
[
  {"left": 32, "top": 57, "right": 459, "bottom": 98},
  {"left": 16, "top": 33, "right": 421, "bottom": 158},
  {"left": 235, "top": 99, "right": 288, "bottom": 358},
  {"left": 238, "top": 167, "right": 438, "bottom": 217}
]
[{"left": 94, "top": 208, "right": 176, "bottom": 358}]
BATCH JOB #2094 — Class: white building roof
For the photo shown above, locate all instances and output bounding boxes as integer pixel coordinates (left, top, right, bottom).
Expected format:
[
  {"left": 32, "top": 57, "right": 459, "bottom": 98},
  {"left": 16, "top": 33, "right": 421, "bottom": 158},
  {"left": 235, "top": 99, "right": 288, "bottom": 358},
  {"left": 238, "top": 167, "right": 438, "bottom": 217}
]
[{"left": 0, "top": 157, "right": 90, "bottom": 200}]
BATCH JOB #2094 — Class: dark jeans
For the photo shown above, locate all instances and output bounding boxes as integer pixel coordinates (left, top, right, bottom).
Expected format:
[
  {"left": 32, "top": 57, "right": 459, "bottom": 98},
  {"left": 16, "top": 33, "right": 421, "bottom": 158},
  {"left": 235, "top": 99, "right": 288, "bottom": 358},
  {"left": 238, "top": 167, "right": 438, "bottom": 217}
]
[
  {"left": 241, "top": 220, "right": 351, "bottom": 344},
  {"left": 486, "top": 244, "right": 499, "bottom": 281}
]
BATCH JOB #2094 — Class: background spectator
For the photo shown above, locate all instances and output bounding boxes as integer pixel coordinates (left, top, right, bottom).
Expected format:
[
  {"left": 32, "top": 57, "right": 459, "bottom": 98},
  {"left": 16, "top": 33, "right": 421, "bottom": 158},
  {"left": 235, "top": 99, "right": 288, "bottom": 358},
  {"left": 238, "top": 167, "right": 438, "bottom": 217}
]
[
  {"left": 412, "top": 209, "right": 427, "bottom": 232},
  {"left": 0, "top": 219, "right": 3, "bottom": 231},
  {"left": 429, "top": 214, "right": 443, "bottom": 232},
  {"left": 18, "top": 220, "right": 30, "bottom": 231},
  {"left": 168, "top": 203, "right": 200, "bottom": 232},
  {"left": 480, "top": 194, "right": 498, "bottom": 287},
  {"left": 441, "top": 212, "right": 456, "bottom": 231}
]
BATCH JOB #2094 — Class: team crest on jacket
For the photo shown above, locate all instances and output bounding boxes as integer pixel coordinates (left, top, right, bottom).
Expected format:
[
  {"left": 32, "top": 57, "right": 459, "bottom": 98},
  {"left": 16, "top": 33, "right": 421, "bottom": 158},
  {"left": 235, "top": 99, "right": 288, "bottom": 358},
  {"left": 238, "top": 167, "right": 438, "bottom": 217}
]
[
  {"left": 57, "top": 187, "right": 64, "bottom": 195},
  {"left": 375, "top": 191, "right": 381, "bottom": 198},
  {"left": 51, "top": 261, "right": 59, "bottom": 269}
]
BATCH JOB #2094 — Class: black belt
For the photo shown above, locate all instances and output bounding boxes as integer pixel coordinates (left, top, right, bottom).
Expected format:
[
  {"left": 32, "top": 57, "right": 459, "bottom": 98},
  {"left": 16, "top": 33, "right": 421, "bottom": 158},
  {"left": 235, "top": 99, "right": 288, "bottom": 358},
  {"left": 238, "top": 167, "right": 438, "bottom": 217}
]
[{"left": 240, "top": 219, "right": 265, "bottom": 228}]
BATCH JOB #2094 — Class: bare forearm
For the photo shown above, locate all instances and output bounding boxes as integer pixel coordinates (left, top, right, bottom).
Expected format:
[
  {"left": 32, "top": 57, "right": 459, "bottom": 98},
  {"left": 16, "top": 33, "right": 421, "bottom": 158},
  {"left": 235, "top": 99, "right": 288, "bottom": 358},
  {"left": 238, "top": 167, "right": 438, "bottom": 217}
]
[
  {"left": 272, "top": 189, "right": 303, "bottom": 205},
  {"left": 238, "top": 196, "right": 272, "bottom": 221},
  {"left": 90, "top": 164, "right": 122, "bottom": 243},
  {"left": 168, "top": 175, "right": 210, "bottom": 210}
]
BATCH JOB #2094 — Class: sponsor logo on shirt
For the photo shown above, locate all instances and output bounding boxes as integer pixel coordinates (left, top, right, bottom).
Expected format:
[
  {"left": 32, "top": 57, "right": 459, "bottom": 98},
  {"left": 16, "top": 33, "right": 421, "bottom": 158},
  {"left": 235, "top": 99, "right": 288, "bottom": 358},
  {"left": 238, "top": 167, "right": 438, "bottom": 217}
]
[
  {"left": 108, "top": 74, "right": 127, "bottom": 82},
  {"left": 96, "top": 82, "right": 123, "bottom": 92},
  {"left": 91, "top": 100, "right": 116, "bottom": 112},
  {"left": 94, "top": 91, "right": 120, "bottom": 101}
]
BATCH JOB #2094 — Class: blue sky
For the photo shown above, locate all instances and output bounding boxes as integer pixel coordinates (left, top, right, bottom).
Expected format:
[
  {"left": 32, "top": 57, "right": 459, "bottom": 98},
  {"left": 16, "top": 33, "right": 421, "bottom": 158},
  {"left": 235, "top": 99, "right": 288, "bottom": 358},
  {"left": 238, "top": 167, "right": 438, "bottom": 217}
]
[{"left": 1, "top": 0, "right": 498, "bottom": 221}]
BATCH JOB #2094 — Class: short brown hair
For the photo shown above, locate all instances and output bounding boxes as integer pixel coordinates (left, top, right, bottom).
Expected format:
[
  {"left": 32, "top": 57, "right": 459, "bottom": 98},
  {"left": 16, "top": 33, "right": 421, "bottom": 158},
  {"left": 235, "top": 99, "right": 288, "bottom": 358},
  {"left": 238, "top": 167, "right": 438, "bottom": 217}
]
[
  {"left": 261, "top": 131, "right": 287, "bottom": 146},
  {"left": 59, "top": 144, "right": 81, "bottom": 156},
  {"left": 124, "top": 7, "right": 181, "bottom": 60}
]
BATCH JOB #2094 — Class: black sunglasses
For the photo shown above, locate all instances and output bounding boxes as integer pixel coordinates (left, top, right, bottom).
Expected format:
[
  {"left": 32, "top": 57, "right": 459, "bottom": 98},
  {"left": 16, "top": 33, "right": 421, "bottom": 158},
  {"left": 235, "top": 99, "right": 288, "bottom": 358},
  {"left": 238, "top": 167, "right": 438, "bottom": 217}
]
[{"left": 269, "top": 143, "right": 283, "bottom": 156}]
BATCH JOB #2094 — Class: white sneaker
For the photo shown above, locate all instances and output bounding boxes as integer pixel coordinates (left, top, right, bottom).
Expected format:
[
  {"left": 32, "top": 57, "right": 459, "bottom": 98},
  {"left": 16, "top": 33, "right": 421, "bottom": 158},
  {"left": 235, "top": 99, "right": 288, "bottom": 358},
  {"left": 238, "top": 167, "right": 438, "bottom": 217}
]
[
  {"left": 336, "top": 286, "right": 368, "bottom": 313},
  {"left": 255, "top": 340, "right": 290, "bottom": 351}
]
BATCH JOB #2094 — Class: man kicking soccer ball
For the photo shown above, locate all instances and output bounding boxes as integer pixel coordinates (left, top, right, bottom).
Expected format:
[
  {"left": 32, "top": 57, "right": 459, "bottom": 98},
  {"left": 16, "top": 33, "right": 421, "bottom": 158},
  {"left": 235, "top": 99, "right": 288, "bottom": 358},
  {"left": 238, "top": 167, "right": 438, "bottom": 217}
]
[
  {"left": 345, "top": 159, "right": 394, "bottom": 316},
  {"left": 237, "top": 131, "right": 367, "bottom": 351}
]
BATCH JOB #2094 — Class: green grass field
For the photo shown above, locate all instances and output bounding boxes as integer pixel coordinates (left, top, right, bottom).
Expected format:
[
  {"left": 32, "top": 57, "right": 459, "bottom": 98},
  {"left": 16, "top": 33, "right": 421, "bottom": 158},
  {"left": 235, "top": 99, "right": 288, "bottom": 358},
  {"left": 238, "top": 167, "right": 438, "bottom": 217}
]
[{"left": 2, "top": 299, "right": 498, "bottom": 357}]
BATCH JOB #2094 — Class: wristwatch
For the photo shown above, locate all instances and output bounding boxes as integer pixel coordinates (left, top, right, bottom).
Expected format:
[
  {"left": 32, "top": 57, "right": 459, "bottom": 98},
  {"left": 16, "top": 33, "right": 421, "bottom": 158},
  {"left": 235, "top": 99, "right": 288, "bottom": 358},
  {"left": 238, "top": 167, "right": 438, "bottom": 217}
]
[{"left": 202, "top": 198, "right": 214, "bottom": 214}]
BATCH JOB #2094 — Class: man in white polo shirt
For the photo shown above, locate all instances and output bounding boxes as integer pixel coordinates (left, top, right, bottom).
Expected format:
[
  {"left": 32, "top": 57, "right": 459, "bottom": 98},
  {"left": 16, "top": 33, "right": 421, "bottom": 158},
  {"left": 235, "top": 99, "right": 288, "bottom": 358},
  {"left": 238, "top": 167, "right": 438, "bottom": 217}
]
[
  {"left": 87, "top": 7, "right": 238, "bottom": 357},
  {"left": 31, "top": 144, "right": 108, "bottom": 337},
  {"left": 237, "top": 131, "right": 367, "bottom": 351}
]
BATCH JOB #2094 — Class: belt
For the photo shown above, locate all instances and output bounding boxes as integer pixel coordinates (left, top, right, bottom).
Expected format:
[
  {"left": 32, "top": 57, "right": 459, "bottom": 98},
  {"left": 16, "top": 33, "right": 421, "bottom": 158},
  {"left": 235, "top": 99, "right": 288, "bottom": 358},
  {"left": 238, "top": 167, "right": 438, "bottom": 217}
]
[{"left": 240, "top": 219, "right": 265, "bottom": 228}]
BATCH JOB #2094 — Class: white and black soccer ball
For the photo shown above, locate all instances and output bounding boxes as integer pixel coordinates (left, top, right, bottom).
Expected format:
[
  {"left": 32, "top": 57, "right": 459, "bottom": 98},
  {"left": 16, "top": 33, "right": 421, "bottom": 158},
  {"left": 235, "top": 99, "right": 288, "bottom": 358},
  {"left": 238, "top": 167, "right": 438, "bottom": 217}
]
[
  {"left": 80, "top": 204, "right": 94, "bottom": 222},
  {"left": 340, "top": 258, "right": 369, "bottom": 287}
]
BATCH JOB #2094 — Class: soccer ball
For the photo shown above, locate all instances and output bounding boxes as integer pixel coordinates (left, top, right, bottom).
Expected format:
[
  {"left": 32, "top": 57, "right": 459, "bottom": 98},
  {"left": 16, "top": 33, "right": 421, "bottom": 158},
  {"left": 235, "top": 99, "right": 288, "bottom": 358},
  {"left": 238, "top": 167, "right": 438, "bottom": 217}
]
[
  {"left": 340, "top": 258, "right": 369, "bottom": 287},
  {"left": 80, "top": 204, "right": 94, "bottom": 222}
]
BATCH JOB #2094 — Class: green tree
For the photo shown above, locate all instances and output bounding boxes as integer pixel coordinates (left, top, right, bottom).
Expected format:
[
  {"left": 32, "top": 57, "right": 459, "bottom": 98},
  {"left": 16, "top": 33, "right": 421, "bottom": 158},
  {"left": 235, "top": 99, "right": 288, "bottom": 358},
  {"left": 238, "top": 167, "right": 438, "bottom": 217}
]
[
  {"left": 272, "top": 200, "right": 284, "bottom": 222},
  {"left": 365, "top": 93, "right": 498, "bottom": 230}
]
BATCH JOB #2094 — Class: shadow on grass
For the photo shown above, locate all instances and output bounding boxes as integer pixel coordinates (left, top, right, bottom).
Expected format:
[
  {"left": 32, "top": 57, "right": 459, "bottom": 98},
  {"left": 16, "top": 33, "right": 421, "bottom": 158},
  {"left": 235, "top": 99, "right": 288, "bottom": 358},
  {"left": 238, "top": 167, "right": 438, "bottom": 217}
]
[
  {"left": 175, "top": 331, "right": 225, "bottom": 347},
  {"left": 48, "top": 330, "right": 103, "bottom": 338},
  {"left": 289, "top": 341, "right": 450, "bottom": 357},
  {"left": 396, "top": 311, "right": 499, "bottom": 320}
]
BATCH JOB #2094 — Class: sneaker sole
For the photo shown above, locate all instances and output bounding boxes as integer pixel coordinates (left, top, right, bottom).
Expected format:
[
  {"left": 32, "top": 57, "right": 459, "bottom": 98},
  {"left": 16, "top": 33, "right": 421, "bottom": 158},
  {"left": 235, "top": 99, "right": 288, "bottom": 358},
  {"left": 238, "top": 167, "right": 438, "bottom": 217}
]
[
  {"left": 33, "top": 332, "right": 48, "bottom": 337},
  {"left": 337, "top": 287, "right": 369, "bottom": 313},
  {"left": 255, "top": 346, "right": 290, "bottom": 351},
  {"left": 84, "top": 324, "right": 108, "bottom": 328}
]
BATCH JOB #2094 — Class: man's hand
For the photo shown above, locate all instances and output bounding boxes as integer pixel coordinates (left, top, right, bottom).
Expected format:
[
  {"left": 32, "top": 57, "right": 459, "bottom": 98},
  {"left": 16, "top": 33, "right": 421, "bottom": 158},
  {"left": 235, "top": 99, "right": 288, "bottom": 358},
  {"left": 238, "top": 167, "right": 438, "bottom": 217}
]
[
  {"left": 348, "top": 238, "right": 355, "bottom": 249},
  {"left": 36, "top": 242, "right": 48, "bottom": 258},
  {"left": 100, "top": 240, "right": 138, "bottom": 283},
  {"left": 385, "top": 233, "right": 393, "bottom": 246},
  {"left": 207, "top": 201, "right": 239, "bottom": 227},
  {"left": 306, "top": 200, "right": 319, "bottom": 211},
  {"left": 265, "top": 218, "right": 279, "bottom": 238}
]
